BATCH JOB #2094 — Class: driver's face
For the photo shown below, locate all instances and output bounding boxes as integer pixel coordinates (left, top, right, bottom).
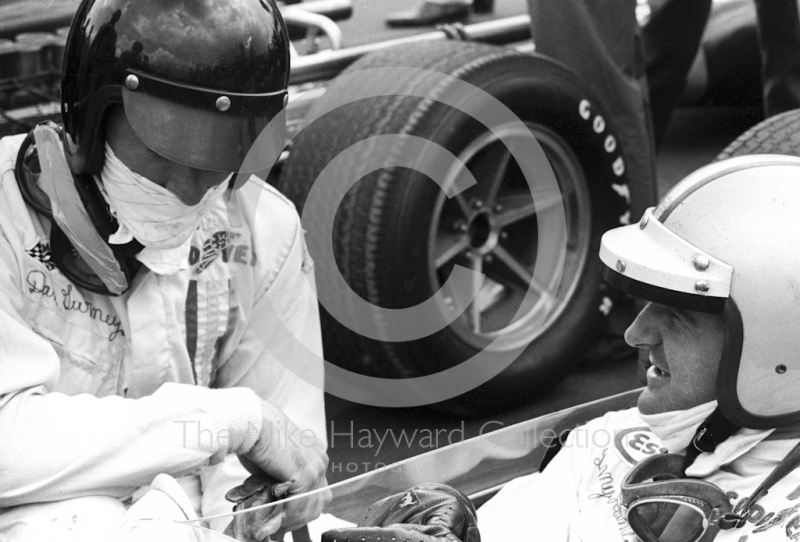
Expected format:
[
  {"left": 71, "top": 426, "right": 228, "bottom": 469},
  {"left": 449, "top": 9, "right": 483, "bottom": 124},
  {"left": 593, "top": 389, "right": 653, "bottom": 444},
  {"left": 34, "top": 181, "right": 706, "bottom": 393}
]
[
  {"left": 625, "top": 302, "right": 725, "bottom": 415},
  {"left": 105, "top": 107, "right": 230, "bottom": 206}
]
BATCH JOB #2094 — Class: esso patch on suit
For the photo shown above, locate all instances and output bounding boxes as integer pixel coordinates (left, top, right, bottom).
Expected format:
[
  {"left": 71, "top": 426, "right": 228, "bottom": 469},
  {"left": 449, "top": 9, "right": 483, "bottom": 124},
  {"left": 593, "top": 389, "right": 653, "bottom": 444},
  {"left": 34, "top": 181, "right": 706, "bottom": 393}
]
[{"left": 613, "top": 427, "right": 668, "bottom": 465}]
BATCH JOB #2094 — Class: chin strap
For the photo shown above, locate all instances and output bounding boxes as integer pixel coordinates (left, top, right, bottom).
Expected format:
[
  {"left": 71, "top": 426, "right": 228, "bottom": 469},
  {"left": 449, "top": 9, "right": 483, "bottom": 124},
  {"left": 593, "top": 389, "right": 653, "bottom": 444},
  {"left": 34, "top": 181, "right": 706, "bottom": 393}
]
[
  {"left": 682, "top": 407, "right": 741, "bottom": 472},
  {"left": 15, "top": 123, "right": 142, "bottom": 295}
]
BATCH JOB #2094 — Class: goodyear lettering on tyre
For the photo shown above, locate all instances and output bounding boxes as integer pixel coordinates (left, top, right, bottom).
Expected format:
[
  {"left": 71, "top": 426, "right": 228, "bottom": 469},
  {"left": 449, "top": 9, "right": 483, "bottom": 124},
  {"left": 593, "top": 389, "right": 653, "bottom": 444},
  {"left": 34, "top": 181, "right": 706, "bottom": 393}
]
[
  {"left": 579, "top": 99, "right": 631, "bottom": 225},
  {"left": 613, "top": 426, "right": 668, "bottom": 465}
]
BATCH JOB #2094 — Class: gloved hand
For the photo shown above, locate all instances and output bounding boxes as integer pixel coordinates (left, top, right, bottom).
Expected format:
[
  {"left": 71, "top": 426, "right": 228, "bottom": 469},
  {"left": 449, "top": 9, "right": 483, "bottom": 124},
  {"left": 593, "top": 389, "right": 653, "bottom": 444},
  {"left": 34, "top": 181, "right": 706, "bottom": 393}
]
[
  {"left": 239, "top": 401, "right": 330, "bottom": 536},
  {"left": 223, "top": 468, "right": 284, "bottom": 542},
  {"left": 321, "top": 483, "right": 480, "bottom": 542}
]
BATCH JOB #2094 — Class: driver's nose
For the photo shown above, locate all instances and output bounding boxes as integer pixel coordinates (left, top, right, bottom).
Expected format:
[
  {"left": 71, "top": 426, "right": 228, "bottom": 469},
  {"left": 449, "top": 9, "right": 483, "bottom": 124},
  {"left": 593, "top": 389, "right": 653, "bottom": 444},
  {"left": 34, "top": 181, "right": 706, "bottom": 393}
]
[{"left": 624, "top": 302, "right": 663, "bottom": 349}]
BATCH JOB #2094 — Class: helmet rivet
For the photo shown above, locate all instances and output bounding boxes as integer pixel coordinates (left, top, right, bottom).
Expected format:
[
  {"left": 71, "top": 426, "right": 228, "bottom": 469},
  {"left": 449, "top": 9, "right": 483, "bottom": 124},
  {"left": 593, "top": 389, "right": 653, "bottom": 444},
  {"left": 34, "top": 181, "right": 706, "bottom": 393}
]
[
  {"left": 216, "top": 96, "right": 231, "bottom": 112},
  {"left": 124, "top": 74, "right": 139, "bottom": 90},
  {"left": 693, "top": 255, "right": 710, "bottom": 272},
  {"left": 616, "top": 260, "right": 626, "bottom": 273},
  {"left": 695, "top": 280, "right": 710, "bottom": 293},
  {"left": 639, "top": 215, "right": 649, "bottom": 230},
  {"left": 777, "top": 364, "right": 788, "bottom": 374}
]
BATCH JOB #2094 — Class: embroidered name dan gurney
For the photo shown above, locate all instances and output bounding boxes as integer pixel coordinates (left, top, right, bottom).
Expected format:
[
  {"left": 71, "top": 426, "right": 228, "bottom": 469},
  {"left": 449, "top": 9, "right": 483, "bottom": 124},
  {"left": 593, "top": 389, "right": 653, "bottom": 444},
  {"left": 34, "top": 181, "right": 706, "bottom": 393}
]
[{"left": 26, "top": 270, "right": 124, "bottom": 342}]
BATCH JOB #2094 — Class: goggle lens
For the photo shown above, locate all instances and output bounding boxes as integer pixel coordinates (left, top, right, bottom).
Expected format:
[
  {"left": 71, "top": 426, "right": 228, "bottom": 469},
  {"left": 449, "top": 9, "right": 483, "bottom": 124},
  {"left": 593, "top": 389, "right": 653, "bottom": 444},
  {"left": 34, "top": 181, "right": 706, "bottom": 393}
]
[{"left": 628, "top": 501, "right": 707, "bottom": 542}]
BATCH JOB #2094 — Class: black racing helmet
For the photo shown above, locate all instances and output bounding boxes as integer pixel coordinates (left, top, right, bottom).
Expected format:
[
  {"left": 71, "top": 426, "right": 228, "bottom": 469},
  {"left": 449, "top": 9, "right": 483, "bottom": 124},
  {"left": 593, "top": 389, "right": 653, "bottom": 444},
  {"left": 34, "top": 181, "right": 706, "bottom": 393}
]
[{"left": 61, "top": 0, "right": 290, "bottom": 175}]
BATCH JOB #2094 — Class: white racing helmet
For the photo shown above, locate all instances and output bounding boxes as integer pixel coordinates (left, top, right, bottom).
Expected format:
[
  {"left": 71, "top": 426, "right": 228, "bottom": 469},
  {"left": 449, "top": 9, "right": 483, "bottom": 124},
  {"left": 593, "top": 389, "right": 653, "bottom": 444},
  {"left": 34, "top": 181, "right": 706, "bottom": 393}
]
[{"left": 600, "top": 154, "right": 800, "bottom": 429}]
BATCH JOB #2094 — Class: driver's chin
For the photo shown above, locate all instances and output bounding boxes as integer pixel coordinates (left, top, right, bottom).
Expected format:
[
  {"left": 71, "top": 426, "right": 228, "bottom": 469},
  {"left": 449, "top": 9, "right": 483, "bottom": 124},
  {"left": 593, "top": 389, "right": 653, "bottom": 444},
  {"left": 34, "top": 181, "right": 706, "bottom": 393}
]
[{"left": 637, "top": 385, "right": 674, "bottom": 415}]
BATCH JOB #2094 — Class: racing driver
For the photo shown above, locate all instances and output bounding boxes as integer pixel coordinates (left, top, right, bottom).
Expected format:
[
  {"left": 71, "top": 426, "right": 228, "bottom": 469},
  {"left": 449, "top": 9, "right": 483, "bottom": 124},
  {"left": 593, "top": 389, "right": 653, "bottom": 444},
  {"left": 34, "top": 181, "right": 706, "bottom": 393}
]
[
  {"left": 328, "top": 154, "right": 800, "bottom": 542},
  {"left": 0, "top": 0, "right": 328, "bottom": 539},
  {"left": 476, "top": 154, "right": 800, "bottom": 541}
]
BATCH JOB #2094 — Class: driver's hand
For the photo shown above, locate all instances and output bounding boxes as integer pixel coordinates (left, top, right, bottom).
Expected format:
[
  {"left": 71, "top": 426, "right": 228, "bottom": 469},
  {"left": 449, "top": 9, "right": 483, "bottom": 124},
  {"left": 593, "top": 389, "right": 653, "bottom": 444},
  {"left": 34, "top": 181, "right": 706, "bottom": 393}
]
[
  {"left": 321, "top": 483, "right": 480, "bottom": 542},
  {"left": 224, "top": 474, "right": 284, "bottom": 541},
  {"left": 237, "top": 400, "right": 330, "bottom": 538}
]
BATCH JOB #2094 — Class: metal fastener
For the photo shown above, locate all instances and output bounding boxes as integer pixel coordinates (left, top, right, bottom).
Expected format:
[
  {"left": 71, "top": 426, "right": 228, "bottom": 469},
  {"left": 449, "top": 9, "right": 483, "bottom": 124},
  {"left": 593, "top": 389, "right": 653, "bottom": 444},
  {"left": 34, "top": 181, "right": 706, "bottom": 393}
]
[
  {"left": 484, "top": 254, "right": 494, "bottom": 264},
  {"left": 283, "top": 94, "right": 289, "bottom": 108},
  {"left": 693, "top": 255, "right": 710, "bottom": 272},
  {"left": 639, "top": 215, "right": 649, "bottom": 230},
  {"left": 216, "top": 96, "right": 231, "bottom": 112},
  {"left": 616, "top": 260, "right": 626, "bottom": 273},
  {"left": 456, "top": 221, "right": 468, "bottom": 233},
  {"left": 777, "top": 365, "right": 788, "bottom": 374},
  {"left": 695, "top": 280, "right": 710, "bottom": 293},
  {"left": 500, "top": 231, "right": 508, "bottom": 240},
  {"left": 494, "top": 204, "right": 503, "bottom": 213},
  {"left": 124, "top": 74, "right": 139, "bottom": 90}
]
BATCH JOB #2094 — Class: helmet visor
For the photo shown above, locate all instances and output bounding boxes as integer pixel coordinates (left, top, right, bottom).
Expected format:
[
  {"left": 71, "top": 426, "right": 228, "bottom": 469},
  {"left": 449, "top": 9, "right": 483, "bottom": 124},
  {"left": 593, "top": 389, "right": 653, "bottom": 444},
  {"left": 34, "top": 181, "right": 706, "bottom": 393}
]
[
  {"left": 121, "top": 71, "right": 287, "bottom": 174},
  {"left": 599, "top": 208, "right": 733, "bottom": 314}
]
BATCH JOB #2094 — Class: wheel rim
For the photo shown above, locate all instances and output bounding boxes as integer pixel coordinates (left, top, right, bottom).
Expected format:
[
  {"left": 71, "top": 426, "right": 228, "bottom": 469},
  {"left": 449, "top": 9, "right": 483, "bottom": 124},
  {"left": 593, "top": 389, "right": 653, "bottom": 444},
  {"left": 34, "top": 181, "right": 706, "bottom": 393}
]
[{"left": 427, "top": 121, "right": 592, "bottom": 351}]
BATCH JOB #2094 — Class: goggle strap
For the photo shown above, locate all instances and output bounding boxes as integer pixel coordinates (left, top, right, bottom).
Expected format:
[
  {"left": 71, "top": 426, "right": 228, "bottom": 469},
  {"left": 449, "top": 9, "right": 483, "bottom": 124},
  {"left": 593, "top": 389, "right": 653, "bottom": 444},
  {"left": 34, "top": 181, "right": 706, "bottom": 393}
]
[{"left": 719, "top": 440, "right": 800, "bottom": 530}]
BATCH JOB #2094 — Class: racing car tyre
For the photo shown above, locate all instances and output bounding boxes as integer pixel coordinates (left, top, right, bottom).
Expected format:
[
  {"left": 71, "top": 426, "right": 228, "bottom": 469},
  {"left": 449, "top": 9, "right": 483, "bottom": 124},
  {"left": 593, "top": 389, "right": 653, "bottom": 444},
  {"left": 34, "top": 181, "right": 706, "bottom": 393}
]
[
  {"left": 716, "top": 108, "right": 800, "bottom": 159},
  {"left": 277, "top": 41, "right": 631, "bottom": 414}
]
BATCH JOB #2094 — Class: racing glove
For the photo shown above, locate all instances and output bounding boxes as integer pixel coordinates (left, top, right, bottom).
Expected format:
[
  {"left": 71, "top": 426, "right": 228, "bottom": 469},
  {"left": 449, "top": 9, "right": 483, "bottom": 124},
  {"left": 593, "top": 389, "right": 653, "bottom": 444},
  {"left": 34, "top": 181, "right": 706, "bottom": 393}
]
[
  {"left": 321, "top": 483, "right": 480, "bottom": 542},
  {"left": 224, "top": 472, "right": 284, "bottom": 541}
]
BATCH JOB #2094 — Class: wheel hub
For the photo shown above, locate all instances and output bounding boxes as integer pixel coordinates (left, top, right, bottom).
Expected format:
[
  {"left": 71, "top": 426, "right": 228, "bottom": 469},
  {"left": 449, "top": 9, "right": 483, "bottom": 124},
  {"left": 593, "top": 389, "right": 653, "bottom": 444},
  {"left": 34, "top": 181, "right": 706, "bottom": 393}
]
[
  {"left": 467, "top": 210, "right": 499, "bottom": 255},
  {"left": 429, "top": 120, "right": 590, "bottom": 346}
]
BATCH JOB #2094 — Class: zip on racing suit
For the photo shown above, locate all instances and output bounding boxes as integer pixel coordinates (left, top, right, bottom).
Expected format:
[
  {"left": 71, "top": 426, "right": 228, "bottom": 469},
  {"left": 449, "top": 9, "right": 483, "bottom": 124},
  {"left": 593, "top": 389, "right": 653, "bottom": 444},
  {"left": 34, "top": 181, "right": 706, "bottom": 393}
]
[{"left": 0, "top": 133, "right": 326, "bottom": 531}]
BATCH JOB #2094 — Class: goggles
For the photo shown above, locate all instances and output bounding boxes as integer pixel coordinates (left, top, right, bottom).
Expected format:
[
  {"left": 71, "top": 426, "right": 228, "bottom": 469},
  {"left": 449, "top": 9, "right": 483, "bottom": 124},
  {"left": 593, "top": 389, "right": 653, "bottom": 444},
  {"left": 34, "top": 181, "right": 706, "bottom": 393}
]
[
  {"left": 620, "top": 440, "right": 800, "bottom": 542},
  {"left": 619, "top": 453, "right": 734, "bottom": 542}
]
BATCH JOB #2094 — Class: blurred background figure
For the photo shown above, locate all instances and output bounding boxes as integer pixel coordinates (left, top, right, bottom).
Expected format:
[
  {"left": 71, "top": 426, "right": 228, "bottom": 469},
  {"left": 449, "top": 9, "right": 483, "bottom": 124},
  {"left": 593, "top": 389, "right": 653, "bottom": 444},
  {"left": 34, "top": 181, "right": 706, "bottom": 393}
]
[
  {"left": 386, "top": 0, "right": 494, "bottom": 27},
  {"left": 645, "top": 0, "right": 800, "bottom": 149}
]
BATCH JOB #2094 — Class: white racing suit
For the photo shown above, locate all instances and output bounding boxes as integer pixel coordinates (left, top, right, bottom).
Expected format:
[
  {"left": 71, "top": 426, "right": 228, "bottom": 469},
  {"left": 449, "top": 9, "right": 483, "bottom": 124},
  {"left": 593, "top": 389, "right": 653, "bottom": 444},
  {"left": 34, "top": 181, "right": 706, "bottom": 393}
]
[
  {"left": 479, "top": 408, "right": 800, "bottom": 541},
  {"left": 0, "top": 134, "right": 326, "bottom": 536}
]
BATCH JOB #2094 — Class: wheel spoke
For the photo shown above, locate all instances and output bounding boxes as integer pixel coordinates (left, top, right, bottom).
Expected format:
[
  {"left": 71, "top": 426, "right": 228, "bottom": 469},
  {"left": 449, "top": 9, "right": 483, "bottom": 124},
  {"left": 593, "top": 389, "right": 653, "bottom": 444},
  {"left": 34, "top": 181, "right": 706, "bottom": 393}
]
[
  {"left": 435, "top": 232, "right": 470, "bottom": 269},
  {"left": 481, "top": 146, "right": 512, "bottom": 207},
  {"left": 496, "top": 188, "right": 563, "bottom": 227},
  {"left": 467, "top": 254, "right": 483, "bottom": 334},
  {"left": 493, "top": 246, "right": 554, "bottom": 307},
  {"left": 453, "top": 192, "right": 471, "bottom": 217},
  {"left": 445, "top": 161, "right": 475, "bottom": 217},
  {"left": 495, "top": 195, "right": 537, "bottom": 227},
  {"left": 529, "top": 187, "right": 565, "bottom": 212}
]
